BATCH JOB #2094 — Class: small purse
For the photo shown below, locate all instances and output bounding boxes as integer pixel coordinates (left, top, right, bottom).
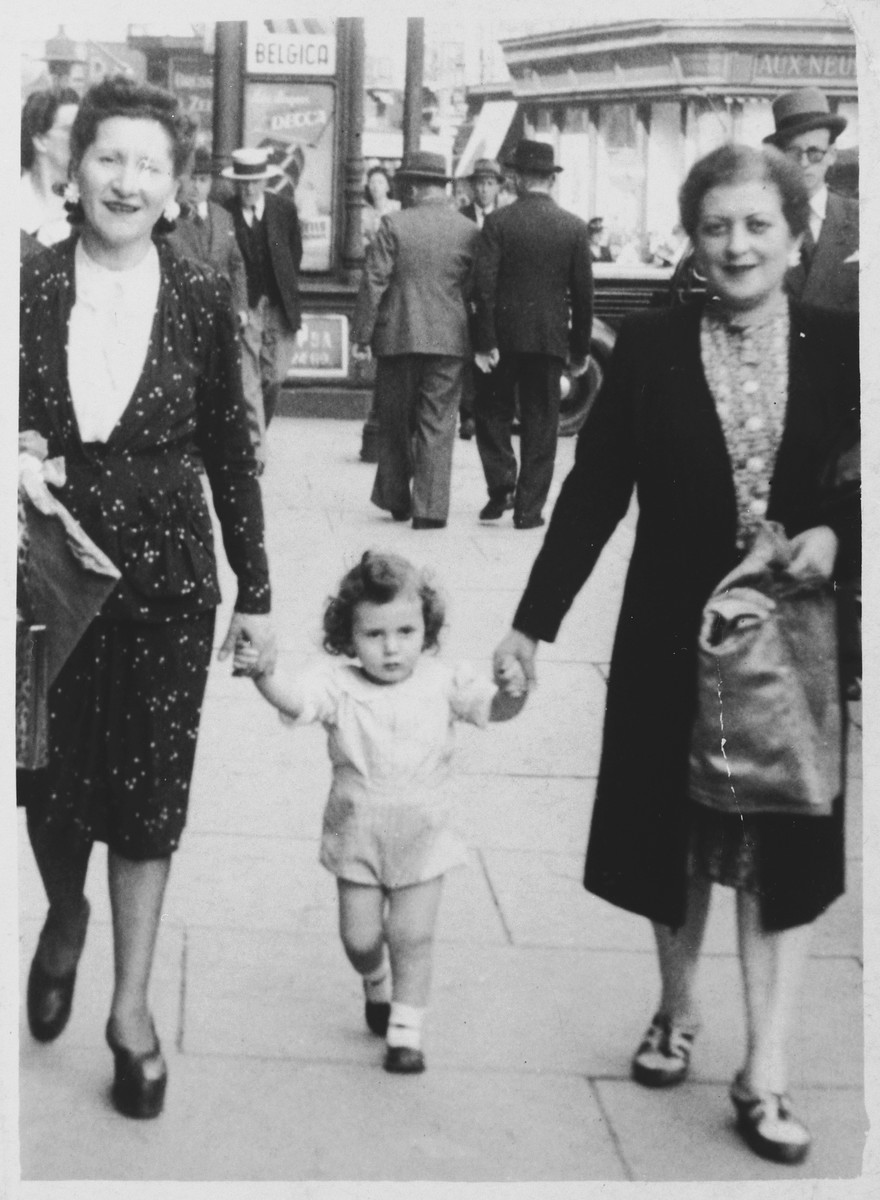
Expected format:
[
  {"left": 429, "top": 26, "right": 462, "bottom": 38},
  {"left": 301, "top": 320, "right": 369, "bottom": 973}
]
[{"left": 689, "top": 522, "right": 842, "bottom": 818}]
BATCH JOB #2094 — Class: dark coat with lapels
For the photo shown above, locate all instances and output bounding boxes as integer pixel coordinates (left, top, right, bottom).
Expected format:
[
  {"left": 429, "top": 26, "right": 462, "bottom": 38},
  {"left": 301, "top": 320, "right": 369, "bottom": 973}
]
[
  {"left": 472, "top": 190, "right": 594, "bottom": 362},
  {"left": 228, "top": 189, "right": 303, "bottom": 333},
  {"left": 512, "top": 299, "right": 859, "bottom": 931},
  {"left": 785, "top": 190, "right": 859, "bottom": 313},
  {"left": 19, "top": 235, "right": 270, "bottom": 624}
]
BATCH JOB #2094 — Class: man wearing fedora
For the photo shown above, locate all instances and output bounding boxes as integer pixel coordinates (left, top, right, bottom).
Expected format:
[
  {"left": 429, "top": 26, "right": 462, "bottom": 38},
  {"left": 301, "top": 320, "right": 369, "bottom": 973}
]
[
  {"left": 472, "top": 138, "right": 593, "bottom": 529},
  {"left": 168, "top": 147, "right": 248, "bottom": 328},
  {"left": 764, "top": 87, "right": 858, "bottom": 314},
  {"left": 222, "top": 147, "right": 303, "bottom": 468},
  {"left": 460, "top": 158, "right": 504, "bottom": 229},
  {"left": 458, "top": 158, "right": 506, "bottom": 441},
  {"left": 351, "top": 150, "right": 479, "bottom": 529}
]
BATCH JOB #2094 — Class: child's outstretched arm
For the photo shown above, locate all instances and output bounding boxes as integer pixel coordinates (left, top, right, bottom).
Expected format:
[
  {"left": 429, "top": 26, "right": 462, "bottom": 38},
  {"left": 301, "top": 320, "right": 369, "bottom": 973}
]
[
  {"left": 233, "top": 638, "right": 306, "bottom": 721},
  {"left": 489, "top": 657, "right": 528, "bottom": 722}
]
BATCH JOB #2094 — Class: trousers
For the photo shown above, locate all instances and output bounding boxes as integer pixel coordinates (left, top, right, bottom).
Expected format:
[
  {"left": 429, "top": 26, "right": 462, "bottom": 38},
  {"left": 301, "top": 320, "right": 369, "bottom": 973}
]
[
  {"left": 474, "top": 352, "right": 563, "bottom": 524},
  {"left": 240, "top": 296, "right": 299, "bottom": 464},
  {"left": 371, "top": 354, "right": 465, "bottom": 522}
]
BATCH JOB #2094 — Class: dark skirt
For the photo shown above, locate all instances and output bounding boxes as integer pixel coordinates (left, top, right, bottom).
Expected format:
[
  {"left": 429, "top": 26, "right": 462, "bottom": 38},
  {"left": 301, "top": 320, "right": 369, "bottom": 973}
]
[{"left": 17, "top": 612, "right": 216, "bottom": 859}]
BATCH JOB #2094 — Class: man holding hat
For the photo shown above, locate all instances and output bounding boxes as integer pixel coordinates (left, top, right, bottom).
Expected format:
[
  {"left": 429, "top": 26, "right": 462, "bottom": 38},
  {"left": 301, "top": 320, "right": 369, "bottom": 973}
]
[
  {"left": 472, "top": 139, "right": 593, "bottom": 529},
  {"left": 222, "top": 147, "right": 304, "bottom": 467},
  {"left": 763, "top": 87, "right": 858, "bottom": 313},
  {"left": 351, "top": 150, "right": 479, "bottom": 529}
]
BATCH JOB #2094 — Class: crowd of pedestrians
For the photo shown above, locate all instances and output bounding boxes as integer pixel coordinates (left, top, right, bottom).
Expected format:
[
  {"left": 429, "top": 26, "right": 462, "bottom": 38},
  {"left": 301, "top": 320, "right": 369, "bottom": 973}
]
[{"left": 17, "top": 70, "right": 859, "bottom": 1175}]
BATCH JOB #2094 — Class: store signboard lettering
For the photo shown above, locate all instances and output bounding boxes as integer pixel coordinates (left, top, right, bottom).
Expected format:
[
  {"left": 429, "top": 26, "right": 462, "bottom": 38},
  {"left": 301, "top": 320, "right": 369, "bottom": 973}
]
[
  {"left": 246, "top": 23, "right": 336, "bottom": 76},
  {"left": 753, "top": 53, "right": 856, "bottom": 83},
  {"left": 287, "top": 314, "right": 349, "bottom": 378}
]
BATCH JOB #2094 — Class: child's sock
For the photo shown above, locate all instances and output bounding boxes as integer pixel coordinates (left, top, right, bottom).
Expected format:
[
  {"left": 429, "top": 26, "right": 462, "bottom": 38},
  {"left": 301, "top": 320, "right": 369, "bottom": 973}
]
[
  {"left": 386, "top": 1002, "right": 424, "bottom": 1050},
  {"left": 362, "top": 948, "right": 392, "bottom": 1004}
]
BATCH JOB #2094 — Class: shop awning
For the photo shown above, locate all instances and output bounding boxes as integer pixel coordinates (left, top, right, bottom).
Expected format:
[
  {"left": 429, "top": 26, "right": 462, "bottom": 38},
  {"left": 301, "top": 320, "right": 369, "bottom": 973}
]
[{"left": 455, "top": 99, "right": 518, "bottom": 178}]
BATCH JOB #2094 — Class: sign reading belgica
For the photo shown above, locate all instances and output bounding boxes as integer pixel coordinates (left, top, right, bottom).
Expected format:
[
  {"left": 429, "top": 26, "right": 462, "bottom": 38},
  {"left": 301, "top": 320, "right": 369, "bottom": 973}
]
[{"left": 245, "top": 20, "right": 337, "bottom": 77}]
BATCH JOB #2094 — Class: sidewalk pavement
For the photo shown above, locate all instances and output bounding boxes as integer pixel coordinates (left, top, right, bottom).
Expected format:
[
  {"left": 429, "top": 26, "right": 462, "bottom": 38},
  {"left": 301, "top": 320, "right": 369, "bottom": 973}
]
[{"left": 17, "top": 417, "right": 866, "bottom": 1183}]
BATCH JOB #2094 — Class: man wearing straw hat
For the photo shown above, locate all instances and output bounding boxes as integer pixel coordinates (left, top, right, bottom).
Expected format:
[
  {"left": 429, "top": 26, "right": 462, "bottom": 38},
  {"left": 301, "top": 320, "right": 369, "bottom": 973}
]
[
  {"left": 763, "top": 87, "right": 858, "bottom": 314},
  {"left": 472, "top": 139, "right": 593, "bottom": 529},
  {"left": 222, "top": 147, "right": 303, "bottom": 469},
  {"left": 351, "top": 150, "right": 479, "bottom": 529}
]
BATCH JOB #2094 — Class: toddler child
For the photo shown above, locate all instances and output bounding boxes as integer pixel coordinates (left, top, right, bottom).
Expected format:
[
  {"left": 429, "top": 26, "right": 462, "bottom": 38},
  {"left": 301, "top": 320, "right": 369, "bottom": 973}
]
[{"left": 234, "top": 550, "right": 526, "bottom": 1074}]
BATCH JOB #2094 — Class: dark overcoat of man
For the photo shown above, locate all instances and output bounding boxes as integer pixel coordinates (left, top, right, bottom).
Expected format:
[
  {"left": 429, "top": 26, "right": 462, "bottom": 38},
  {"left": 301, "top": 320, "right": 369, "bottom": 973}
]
[
  {"left": 472, "top": 139, "right": 593, "bottom": 529},
  {"left": 351, "top": 151, "right": 479, "bottom": 529}
]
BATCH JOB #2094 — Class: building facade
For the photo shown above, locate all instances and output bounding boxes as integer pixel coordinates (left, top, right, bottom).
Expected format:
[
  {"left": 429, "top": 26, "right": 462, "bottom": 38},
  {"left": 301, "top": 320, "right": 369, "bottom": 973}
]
[{"left": 463, "top": 18, "right": 857, "bottom": 258}]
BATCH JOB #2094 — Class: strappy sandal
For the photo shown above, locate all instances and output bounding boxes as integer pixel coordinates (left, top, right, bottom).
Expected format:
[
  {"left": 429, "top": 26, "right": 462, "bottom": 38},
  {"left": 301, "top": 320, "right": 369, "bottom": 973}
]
[
  {"left": 631, "top": 1012, "right": 698, "bottom": 1087},
  {"left": 730, "top": 1071, "right": 811, "bottom": 1164}
]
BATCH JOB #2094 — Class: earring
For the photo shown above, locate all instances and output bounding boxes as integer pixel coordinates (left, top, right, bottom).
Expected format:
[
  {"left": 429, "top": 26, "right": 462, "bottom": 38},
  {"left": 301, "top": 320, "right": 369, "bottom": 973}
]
[
  {"left": 153, "top": 197, "right": 181, "bottom": 236},
  {"left": 63, "top": 182, "right": 84, "bottom": 225}
]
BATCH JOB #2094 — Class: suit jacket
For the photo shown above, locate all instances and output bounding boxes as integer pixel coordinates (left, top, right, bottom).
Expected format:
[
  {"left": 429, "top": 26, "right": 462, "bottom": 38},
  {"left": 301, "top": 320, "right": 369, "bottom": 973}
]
[
  {"left": 785, "top": 190, "right": 859, "bottom": 313},
  {"left": 228, "top": 190, "right": 303, "bottom": 333},
  {"left": 513, "top": 300, "right": 859, "bottom": 932},
  {"left": 351, "top": 198, "right": 479, "bottom": 358},
  {"left": 19, "top": 236, "right": 270, "bottom": 623},
  {"left": 166, "top": 201, "right": 248, "bottom": 314},
  {"left": 473, "top": 191, "right": 593, "bottom": 361}
]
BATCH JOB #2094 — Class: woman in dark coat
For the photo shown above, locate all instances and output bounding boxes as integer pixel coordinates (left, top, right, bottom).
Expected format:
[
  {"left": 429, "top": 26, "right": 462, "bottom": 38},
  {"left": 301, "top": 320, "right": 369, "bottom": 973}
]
[
  {"left": 494, "top": 144, "right": 858, "bottom": 1165},
  {"left": 19, "top": 77, "right": 276, "bottom": 1119}
]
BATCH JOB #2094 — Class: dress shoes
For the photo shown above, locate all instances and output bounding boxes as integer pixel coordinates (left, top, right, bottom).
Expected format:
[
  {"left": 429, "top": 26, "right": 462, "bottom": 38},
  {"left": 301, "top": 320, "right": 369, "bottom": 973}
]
[
  {"left": 411, "top": 517, "right": 446, "bottom": 530},
  {"left": 384, "top": 1045, "right": 426, "bottom": 1074},
  {"left": 513, "top": 515, "right": 545, "bottom": 530},
  {"left": 479, "top": 493, "right": 515, "bottom": 521},
  {"left": 391, "top": 508, "right": 412, "bottom": 522},
  {"left": 106, "top": 1017, "right": 168, "bottom": 1119},
  {"left": 459, "top": 417, "right": 476, "bottom": 441},
  {"left": 365, "top": 1000, "right": 391, "bottom": 1037},
  {"left": 27, "top": 899, "right": 91, "bottom": 1043}
]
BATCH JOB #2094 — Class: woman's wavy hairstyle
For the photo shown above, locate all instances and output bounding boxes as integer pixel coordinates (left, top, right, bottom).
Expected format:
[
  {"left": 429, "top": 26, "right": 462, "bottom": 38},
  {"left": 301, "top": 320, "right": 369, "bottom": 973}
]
[
  {"left": 679, "top": 143, "right": 810, "bottom": 241},
  {"left": 322, "top": 551, "right": 446, "bottom": 657},
  {"left": 69, "top": 75, "right": 197, "bottom": 178},
  {"left": 21, "top": 87, "right": 80, "bottom": 171}
]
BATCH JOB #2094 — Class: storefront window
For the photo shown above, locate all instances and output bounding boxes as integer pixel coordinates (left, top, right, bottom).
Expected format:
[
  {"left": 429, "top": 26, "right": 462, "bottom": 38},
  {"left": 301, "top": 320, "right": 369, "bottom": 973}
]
[{"left": 243, "top": 80, "right": 336, "bottom": 272}]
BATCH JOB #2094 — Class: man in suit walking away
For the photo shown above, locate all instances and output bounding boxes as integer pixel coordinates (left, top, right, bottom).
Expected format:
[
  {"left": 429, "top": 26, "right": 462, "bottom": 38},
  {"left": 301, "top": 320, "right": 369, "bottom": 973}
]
[
  {"left": 472, "top": 140, "right": 593, "bottom": 529},
  {"left": 351, "top": 151, "right": 479, "bottom": 529},
  {"left": 763, "top": 87, "right": 858, "bottom": 313},
  {"left": 222, "top": 148, "right": 303, "bottom": 468},
  {"left": 459, "top": 158, "right": 506, "bottom": 442}
]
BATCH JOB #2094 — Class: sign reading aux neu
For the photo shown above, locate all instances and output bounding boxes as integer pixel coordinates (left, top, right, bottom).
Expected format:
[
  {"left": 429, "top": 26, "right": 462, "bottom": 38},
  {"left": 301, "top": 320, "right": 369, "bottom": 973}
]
[
  {"left": 246, "top": 25, "right": 336, "bottom": 76},
  {"left": 753, "top": 52, "right": 856, "bottom": 84}
]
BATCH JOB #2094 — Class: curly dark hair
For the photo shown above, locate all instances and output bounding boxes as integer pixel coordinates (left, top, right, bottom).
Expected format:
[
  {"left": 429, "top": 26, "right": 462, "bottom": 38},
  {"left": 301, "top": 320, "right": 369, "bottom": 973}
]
[
  {"left": 679, "top": 143, "right": 810, "bottom": 241},
  {"left": 21, "top": 87, "right": 79, "bottom": 171},
  {"left": 69, "top": 76, "right": 196, "bottom": 178},
  {"left": 322, "top": 551, "right": 445, "bottom": 657}
]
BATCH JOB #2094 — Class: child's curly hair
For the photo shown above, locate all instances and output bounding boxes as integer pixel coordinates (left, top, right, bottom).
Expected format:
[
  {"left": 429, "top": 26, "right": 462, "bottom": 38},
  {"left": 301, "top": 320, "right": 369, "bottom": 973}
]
[{"left": 323, "top": 551, "right": 446, "bottom": 656}]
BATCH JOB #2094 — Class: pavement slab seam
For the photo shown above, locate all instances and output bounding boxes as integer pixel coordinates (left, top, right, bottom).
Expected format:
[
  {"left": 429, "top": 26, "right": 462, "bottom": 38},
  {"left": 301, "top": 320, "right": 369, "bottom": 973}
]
[
  {"left": 475, "top": 848, "right": 515, "bottom": 945},
  {"left": 588, "top": 1075, "right": 637, "bottom": 1181}
]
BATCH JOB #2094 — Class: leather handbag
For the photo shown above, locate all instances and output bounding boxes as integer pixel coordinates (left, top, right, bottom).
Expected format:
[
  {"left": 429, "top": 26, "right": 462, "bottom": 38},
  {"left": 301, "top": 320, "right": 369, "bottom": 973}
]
[{"left": 689, "top": 522, "right": 842, "bottom": 817}]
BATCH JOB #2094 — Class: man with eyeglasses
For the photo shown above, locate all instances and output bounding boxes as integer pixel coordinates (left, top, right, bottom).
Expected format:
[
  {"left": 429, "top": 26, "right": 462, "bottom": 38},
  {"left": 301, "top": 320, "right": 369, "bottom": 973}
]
[
  {"left": 763, "top": 87, "right": 858, "bottom": 314},
  {"left": 765, "top": 87, "right": 861, "bottom": 702}
]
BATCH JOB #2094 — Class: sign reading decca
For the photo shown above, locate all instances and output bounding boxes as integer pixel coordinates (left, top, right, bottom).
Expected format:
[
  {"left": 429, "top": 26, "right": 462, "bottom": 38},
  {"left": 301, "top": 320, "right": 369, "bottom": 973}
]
[{"left": 246, "top": 23, "right": 336, "bottom": 76}]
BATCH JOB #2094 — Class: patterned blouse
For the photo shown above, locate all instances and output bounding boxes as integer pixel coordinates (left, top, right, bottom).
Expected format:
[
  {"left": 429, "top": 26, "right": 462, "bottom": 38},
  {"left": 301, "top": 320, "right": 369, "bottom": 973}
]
[
  {"left": 700, "top": 296, "right": 790, "bottom": 550},
  {"left": 20, "top": 235, "right": 270, "bottom": 623}
]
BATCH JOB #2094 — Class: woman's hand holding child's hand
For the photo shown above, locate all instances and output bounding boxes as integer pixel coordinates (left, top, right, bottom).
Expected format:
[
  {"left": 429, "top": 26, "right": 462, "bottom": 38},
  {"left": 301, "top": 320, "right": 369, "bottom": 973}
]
[{"left": 496, "top": 656, "right": 527, "bottom": 698}]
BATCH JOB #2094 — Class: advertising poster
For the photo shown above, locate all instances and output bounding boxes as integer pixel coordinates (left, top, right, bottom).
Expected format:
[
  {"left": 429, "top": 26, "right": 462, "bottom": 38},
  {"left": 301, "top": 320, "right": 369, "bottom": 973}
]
[{"left": 243, "top": 79, "right": 336, "bottom": 272}]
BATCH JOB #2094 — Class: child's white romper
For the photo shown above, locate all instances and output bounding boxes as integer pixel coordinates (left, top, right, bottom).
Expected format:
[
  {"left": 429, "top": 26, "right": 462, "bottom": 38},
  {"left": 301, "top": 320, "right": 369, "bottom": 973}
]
[{"left": 283, "top": 655, "right": 496, "bottom": 888}]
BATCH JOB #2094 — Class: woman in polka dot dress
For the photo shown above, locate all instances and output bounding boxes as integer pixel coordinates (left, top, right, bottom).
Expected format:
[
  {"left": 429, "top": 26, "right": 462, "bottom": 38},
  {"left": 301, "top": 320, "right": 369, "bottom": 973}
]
[
  {"left": 494, "top": 144, "right": 859, "bottom": 1165},
  {"left": 19, "top": 77, "right": 276, "bottom": 1119}
]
